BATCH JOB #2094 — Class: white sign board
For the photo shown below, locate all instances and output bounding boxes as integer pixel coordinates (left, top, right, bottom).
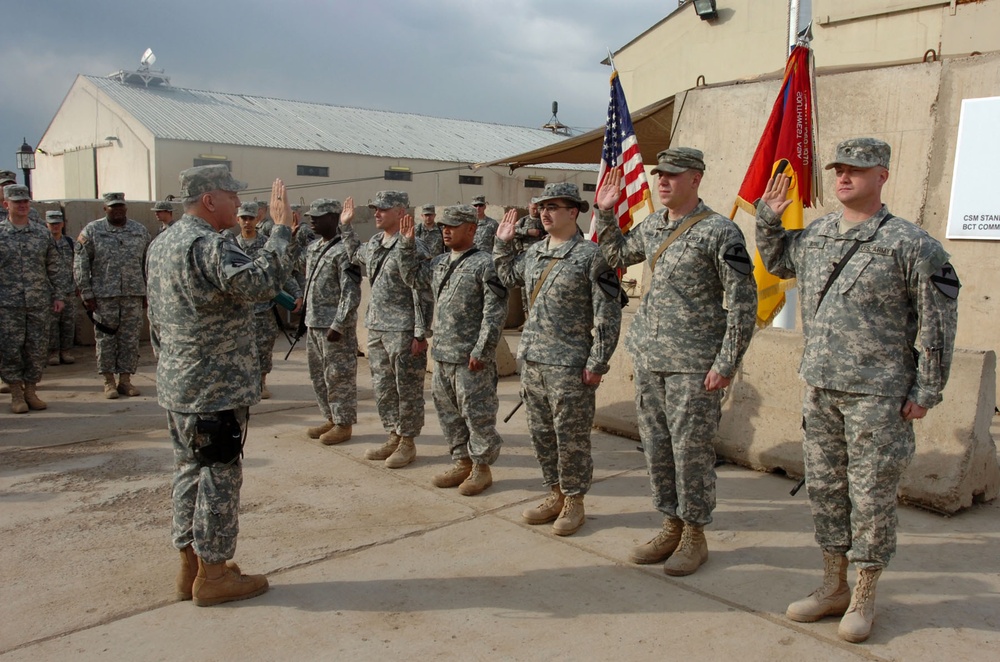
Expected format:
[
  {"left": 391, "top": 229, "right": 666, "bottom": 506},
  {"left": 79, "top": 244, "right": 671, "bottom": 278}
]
[{"left": 947, "top": 96, "right": 1000, "bottom": 240}]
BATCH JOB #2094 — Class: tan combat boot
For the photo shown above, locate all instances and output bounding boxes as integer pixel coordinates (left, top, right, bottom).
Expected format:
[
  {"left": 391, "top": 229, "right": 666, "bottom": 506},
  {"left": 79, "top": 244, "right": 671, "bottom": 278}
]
[
  {"left": 522, "top": 485, "right": 565, "bottom": 525},
  {"left": 630, "top": 517, "right": 684, "bottom": 564},
  {"left": 176, "top": 546, "right": 241, "bottom": 601},
  {"left": 102, "top": 373, "right": 119, "bottom": 399},
  {"left": 9, "top": 382, "right": 28, "bottom": 414},
  {"left": 260, "top": 374, "right": 271, "bottom": 399},
  {"left": 23, "top": 383, "right": 47, "bottom": 410},
  {"left": 60, "top": 350, "right": 75, "bottom": 364},
  {"left": 365, "top": 432, "right": 400, "bottom": 461},
  {"left": 48, "top": 351, "right": 60, "bottom": 366},
  {"left": 552, "top": 494, "right": 586, "bottom": 536},
  {"left": 320, "top": 424, "right": 352, "bottom": 445},
  {"left": 458, "top": 463, "right": 493, "bottom": 496},
  {"left": 191, "top": 558, "right": 269, "bottom": 607},
  {"left": 307, "top": 418, "right": 334, "bottom": 439},
  {"left": 838, "top": 567, "right": 883, "bottom": 643},
  {"left": 662, "top": 523, "right": 709, "bottom": 576},
  {"left": 117, "top": 373, "right": 140, "bottom": 397},
  {"left": 432, "top": 457, "right": 473, "bottom": 488},
  {"left": 385, "top": 436, "right": 416, "bottom": 468},
  {"left": 786, "top": 551, "right": 851, "bottom": 622}
]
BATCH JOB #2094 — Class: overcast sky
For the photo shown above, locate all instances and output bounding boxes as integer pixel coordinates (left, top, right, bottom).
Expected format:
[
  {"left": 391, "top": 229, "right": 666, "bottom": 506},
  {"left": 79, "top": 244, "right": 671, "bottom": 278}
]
[{"left": 0, "top": 0, "right": 687, "bottom": 175}]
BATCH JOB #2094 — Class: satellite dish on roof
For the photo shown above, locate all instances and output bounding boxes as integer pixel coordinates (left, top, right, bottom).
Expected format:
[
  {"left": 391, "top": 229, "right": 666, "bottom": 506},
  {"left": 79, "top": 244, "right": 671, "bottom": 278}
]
[{"left": 140, "top": 48, "right": 156, "bottom": 67}]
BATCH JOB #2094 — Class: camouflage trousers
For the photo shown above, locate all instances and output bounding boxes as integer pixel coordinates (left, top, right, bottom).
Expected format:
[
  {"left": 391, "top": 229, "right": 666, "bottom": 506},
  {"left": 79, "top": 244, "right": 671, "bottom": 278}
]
[
  {"left": 803, "top": 386, "right": 915, "bottom": 569},
  {"left": 634, "top": 369, "right": 721, "bottom": 526},
  {"left": 0, "top": 306, "right": 49, "bottom": 384},
  {"left": 307, "top": 326, "right": 358, "bottom": 425},
  {"left": 367, "top": 330, "right": 427, "bottom": 437},
  {"left": 432, "top": 360, "right": 503, "bottom": 465},
  {"left": 94, "top": 296, "right": 143, "bottom": 374},
  {"left": 169, "top": 407, "right": 247, "bottom": 564},
  {"left": 521, "top": 361, "right": 596, "bottom": 496},
  {"left": 49, "top": 297, "right": 76, "bottom": 352},
  {"left": 253, "top": 308, "right": 280, "bottom": 375}
]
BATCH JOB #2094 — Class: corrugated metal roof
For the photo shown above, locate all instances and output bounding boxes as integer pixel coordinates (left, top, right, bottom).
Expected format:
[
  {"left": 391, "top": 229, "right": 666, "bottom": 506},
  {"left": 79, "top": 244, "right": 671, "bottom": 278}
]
[{"left": 85, "top": 75, "right": 594, "bottom": 169}]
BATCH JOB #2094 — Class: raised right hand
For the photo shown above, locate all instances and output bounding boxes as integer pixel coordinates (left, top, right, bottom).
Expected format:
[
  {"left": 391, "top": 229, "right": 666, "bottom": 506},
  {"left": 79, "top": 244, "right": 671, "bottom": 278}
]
[{"left": 496, "top": 208, "right": 519, "bottom": 242}]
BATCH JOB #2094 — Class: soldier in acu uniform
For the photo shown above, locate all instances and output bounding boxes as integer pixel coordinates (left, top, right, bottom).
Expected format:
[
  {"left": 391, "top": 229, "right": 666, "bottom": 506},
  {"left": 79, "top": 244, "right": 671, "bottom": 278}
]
[
  {"left": 45, "top": 210, "right": 77, "bottom": 366},
  {"left": 399, "top": 205, "right": 508, "bottom": 496},
  {"left": 596, "top": 148, "right": 757, "bottom": 577},
  {"left": 495, "top": 183, "right": 622, "bottom": 536},
  {"left": 0, "top": 171, "right": 42, "bottom": 225},
  {"left": 146, "top": 167, "right": 294, "bottom": 606},
  {"left": 756, "top": 138, "right": 959, "bottom": 643},
  {"left": 471, "top": 194, "right": 499, "bottom": 253},
  {"left": 152, "top": 200, "right": 176, "bottom": 234},
  {"left": 415, "top": 203, "right": 445, "bottom": 256}
]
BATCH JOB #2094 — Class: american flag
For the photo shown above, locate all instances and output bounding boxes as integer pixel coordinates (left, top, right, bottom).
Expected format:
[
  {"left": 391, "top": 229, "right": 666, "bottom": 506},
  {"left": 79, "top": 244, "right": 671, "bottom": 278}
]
[{"left": 588, "top": 70, "right": 654, "bottom": 240}]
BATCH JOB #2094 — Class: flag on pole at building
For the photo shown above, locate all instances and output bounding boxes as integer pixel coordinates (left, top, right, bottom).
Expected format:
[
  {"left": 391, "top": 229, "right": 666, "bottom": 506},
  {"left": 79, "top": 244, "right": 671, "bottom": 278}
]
[
  {"left": 588, "top": 70, "right": 654, "bottom": 240},
  {"left": 731, "top": 42, "right": 821, "bottom": 327}
]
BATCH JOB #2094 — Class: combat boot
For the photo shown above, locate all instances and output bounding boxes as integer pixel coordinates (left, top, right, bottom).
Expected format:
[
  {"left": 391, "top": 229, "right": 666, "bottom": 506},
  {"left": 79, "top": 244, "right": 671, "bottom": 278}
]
[
  {"left": 838, "top": 566, "right": 883, "bottom": 643},
  {"left": 458, "top": 463, "right": 492, "bottom": 496},
  {"left": 192, "top": 558, "right": 268, "bottom": 607},
  {"left": 365, "top": 432, "right": 400, "bottom": 461},
  {"left": 320, "top": 424, "right": 352, "bottom": 445},
  {"left": 23, "top": 383, "right": 47, "bottom": 410},
  {"left": 176, "top": 546, "right": 240, "bottom": 601},
  {"left": 9, "top": 382, "right": 28, "bottom": 414},
  {"left": 102, "top": 373, "right": 119, "bottom": 399},
  {"left": 662, "top": 523, "right": 709, "bottom": 576},
  {"left": 630, "top": 516, "right": 684, "bottom": 564},
  {"left": 552, "top": 494, "right": 585, "bottom": 536},
  {"left": 48, "top": 351, "right": 60, "bottom": 366},
  {"left": 307, "top": 418, "right": 334, "bottom": 439},
  {"left": 60, "top": 350, "right": 75, "bottom": 364},
  {"left": 786, "top": 551, "right": 851, "bottom": 622},
  {"left": 260, "top": 374, "right": 271, "bottom": 400},
  {"left": 117, "top": 373, "right": 140, "bottom": 397},
  {"left": 0, "top": 382, "right": 10, "bottom": 394},
  {"left": 385, "top": 436, "right": 416, "bottom": 468},
  {"left": 522, "top": 485, "right": 565, "bottom": 524},
  {"left": 432, "top": 457, "right": 473, "bottom": 488}
]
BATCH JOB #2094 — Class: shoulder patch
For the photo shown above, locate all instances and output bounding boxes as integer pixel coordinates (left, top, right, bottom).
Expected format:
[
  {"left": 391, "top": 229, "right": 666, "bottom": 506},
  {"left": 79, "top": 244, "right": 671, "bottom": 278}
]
[
  {"left": 723, "top": 244, "right": 753, "bottom": 275},
  {"left": 487, "top": 276, "right": 508, "bottom": 299},
  {"left": 346, "top": 264, "right": 362, "bottom": 284},
  {"left": 930, "top": 262, "right": 960, "bottom": 299},
  {"left": 597, "top": 268, "right": 622, "bottom": 300},
  {"left": 221, "top": 244, "right": 255, "bottom": 280}
]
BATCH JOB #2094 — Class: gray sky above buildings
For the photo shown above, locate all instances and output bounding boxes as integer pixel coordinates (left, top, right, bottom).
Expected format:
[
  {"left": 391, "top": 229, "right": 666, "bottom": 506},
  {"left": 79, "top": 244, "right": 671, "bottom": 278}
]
[{"left": 0, "top": 0, "right": 682, "bottom": 176}]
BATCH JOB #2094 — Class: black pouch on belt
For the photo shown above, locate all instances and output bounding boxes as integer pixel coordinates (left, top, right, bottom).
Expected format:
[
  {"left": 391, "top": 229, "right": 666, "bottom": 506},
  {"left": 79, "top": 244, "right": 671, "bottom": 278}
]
[{"left": 194, "top": 410, "right": 245, "bottom": 466}]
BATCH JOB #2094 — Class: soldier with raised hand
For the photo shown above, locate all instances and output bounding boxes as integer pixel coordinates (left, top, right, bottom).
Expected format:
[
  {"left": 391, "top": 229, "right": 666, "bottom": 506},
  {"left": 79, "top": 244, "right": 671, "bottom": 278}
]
[
  {"left": 494, "top": 182, "right": 622, "bottom": 536},
  {"left": 513, "top": 199, "right": 546, "bottom": 317},
  {"left": 415, "top": 203, "right": 445, "bottom": 256},
  {"left": 74, "top": 192, "right": 152, "bottom": 399},
  {"left": 342, "top": 190, "right": 433, "bottom": 468},
  {"left": 398, "top": 205, "right": 508, "bottom": 496},
  {"left": 756, "top": 137, "right": 959, "bottom": 643},
  {"left": 595, "top": 148, "right": 757, "bottom": 577},
  {"left": 45, "top": 210, "right": 77, "bottom": 366},
  {"left": 301, "top": 197, "right": 362, "bottom": 446},
  {"left": 0, "top": 185, "right": 67, "bottom": 412},
  {"left": 146, "top": 167, "right": 294, "bottom": 607},
  {"left": 471, "top": 194, "right": 499, "bottom": 253}
]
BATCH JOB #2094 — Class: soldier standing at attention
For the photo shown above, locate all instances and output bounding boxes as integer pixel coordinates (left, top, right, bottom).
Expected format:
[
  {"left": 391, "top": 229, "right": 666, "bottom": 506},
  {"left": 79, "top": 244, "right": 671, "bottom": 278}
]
[
  {"left": 398, "top": 205, "right": 508, "bottom": 496},
  {"left": 74, "top": 192, "right": 151, "bottom": 399},
  {"left": 595, "top": 148, "right": 757, "bottom": 576},
  {"left": 301, "top": 197, "right": 362, "bottom": 446},
  {"left": 415, "top": 203, "right": 445, "bottom": 256},
  {"left": 45, "top": 210, "right": 77, "bottom": 366},
  {"left": 0, "top": 185, "right": 67, "bottom": 412},
  {"left": 756, "top": 138, "right": 959, "bottom": 643},
  {"left": 513, "top": 199, "right": 546, "bottom": 318},
  {"left": 494, "top": 183, "right": 622, "bottom": 535},
  {"left": 0, "top": 171, "right": 42, "bottom": 224},
  {"left": 471, "top": 195, "right": 499, "bottom": 253},
  {"left": 152, "top": 201, "right": 176, "bottom": 234},
  {"left": 147, "top": 167, "right": 293, "bottom": 606},
  {"left": 342, "top": 190, "right": 433, "bottom": 468}
]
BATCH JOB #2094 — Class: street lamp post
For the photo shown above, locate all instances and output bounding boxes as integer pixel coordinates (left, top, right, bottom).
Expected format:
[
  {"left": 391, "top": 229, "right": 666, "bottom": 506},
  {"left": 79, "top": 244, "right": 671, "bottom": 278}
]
[{"left": 16, "top": 138, "right": 36, "bottom": 198}]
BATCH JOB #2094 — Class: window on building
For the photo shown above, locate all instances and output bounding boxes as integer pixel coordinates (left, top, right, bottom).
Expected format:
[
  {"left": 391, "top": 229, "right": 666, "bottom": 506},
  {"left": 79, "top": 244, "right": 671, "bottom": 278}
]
[
  {"left": 583, "top": 183, "right": 597, "bottom": 192},
  {"left": 297, "top": 165, "right": 329, "bottom": 177},
  {"left": 524, "top": 178, "right": 546, "bottom": 189},
  {"left": 384, "top": 168, "right": 412, "bottom": 181},
  {"left": 459, "top": 175, "right": 483, "bottom": 185},
  {"left": 193, "top": 158, "right": 232, "bottom": 170}
]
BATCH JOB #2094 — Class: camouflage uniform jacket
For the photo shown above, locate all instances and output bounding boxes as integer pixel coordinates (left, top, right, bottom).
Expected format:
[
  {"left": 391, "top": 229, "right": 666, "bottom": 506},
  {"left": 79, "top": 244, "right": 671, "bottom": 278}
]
[
  {"left": 415, "top": 223, "right": 445, "bottom": 256},
  {"left": 0, "top": 219, "right": 67, "bottom": 308},
  {"left": 474, "top": 216, "right": 499, "bottom": 253},
  {"left": 235, "top": 233, "right": 301, "bottom": 314},
  {"left": 755, "top": 203, "right": 958, "bottom": 408},
  {"left": 52, "top": 234, "right": 77, "bottom": 296},
  {"left": 303, "top": 235, "right": 361, "bottom": 334},
  {"left": 74, "top": 218, "right": 151, "bottom": 299},
  {"left": 398, "top": 237, "right": 508, "bottom": 364},
  {"left": 514, "top": 213, "right": 546, "bottom": 252},
  {"left": 146, "top": 215, "right": 293, "bottom": 413},
  {"left": 342, "top": 224, "right": 433, "bottom": 338},
  {"left": 596, "top": 203, "right": 757, "bottom": 377},
  {"left": 494, "top": 234, "right": 621, "bottom": 373}
]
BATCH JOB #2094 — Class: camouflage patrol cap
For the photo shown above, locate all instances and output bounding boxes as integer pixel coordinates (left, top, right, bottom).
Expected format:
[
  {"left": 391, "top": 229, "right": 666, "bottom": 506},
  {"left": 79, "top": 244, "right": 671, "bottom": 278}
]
[
  {"left": 45, "top": 210, "right": 65, "bottom": 223},
  {"left": 368, "top": 190, "right": 409, "bottom": 210},
  {"left": 436, "top": 204, "right": 477, "bottom": 227},
  {"left": 650, "top": 147, "right": 706, "bottom": 175},
  {"left": 151, "top": 201, "right": 173, "bottom": 212},
  {"left": 471, "top": 195, "right": 487, "bottom": 206},
  {"left": 305, "top": 198, "right": 343, "bottom": 217},
  {"left": 237, "top": 201, "right": 259, "bottom": 218},
  {"left": 420, "top": 203, "right": 436, "bottom": 215},
  {"left": 825, "top": 137, "right": 891, "bottom": 170},
  {"left": 178, "top": 164, "right": 247, "bottom": 198},
  {"left": 534, "top": 182, "right": 590, "bottom": 213},
  {"left": 3, "top": 184, "right": 30, "bottom": 201},
  {"left": 0, "top": 170, "right": 16, "bottom": 185},
  {"left": 103, "top": 192, "right": 126, "bottom": 206}
]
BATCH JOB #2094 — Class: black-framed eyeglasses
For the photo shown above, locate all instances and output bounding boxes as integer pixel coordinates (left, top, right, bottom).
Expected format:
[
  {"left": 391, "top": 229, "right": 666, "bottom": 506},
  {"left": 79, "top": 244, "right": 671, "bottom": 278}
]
[{"left": 538, "top": 204, "right": 574, "bottom": 212}]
